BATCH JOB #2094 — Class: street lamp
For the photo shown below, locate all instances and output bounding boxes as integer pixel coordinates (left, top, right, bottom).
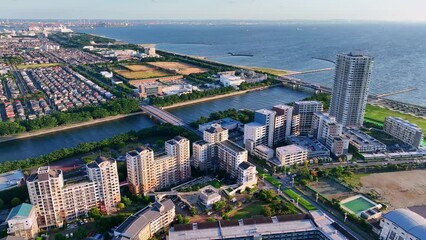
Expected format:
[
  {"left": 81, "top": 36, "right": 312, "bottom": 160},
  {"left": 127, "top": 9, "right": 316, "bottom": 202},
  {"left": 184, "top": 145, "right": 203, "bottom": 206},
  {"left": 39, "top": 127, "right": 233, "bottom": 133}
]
[
  {"left": 296, "top": 197, "right": 299, "bottom": 206},
  {"left": 315, "top": 193, "right": 319, "bottom": 202},
  {"left": 344, "top": 212, "right": 347, "bottom": 222}
]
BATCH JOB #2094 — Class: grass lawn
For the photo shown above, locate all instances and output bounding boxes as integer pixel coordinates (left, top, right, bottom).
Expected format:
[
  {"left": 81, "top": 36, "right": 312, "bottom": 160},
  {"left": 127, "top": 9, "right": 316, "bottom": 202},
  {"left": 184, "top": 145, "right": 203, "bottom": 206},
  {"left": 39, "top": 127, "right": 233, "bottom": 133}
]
[
  {"left": 208, "top": 179, "right": 223, "bottom": 188},
  {"left": 339, "top": 173, "right": 369, "bottom": 189},
  {"left": 362, "top": 129, "right": 400, "bottom": 145},
  {"left": 283, "top": 189, "right": 316, "bottom": 211},
  {"left": 231, "top": 202, "right": 265, "bottom": 219},
  {"left": 244, "top": 66, "right": 293, "bottom": 76},
  {"left": 16, "top": 63, "right": 63, "bottom": 69},
  {"left": 365, "top": 104, "right": 426, "bottom": 133}
]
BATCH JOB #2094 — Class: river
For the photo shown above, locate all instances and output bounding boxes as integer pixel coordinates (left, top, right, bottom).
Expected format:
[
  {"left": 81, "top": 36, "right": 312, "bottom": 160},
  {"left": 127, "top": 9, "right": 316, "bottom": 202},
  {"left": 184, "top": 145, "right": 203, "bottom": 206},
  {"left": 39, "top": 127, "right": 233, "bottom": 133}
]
[{"left": 0, "top": 86, "right": 310, "bottom": 162}]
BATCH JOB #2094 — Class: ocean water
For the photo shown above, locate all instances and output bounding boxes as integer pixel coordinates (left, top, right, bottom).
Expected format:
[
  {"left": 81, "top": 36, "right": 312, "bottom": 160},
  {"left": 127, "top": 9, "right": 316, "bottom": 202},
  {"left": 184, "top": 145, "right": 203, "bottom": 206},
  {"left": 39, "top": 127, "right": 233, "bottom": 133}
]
[{"left": 79, "top": 23, "right": 426, "bottom": 106}]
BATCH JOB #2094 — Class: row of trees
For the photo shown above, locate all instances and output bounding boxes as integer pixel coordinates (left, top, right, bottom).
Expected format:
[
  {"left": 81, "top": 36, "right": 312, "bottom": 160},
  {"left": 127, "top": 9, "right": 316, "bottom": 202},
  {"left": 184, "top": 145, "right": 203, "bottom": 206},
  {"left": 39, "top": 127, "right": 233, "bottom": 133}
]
[
  {"left": 0, "top": 98, "right": 140, "bottom": 136},
  {"left": 190, "top": 108, "right": 254, "bottom": 128},
  {"left": 0, "top": 124, "right": 200, "bottom": 174}
]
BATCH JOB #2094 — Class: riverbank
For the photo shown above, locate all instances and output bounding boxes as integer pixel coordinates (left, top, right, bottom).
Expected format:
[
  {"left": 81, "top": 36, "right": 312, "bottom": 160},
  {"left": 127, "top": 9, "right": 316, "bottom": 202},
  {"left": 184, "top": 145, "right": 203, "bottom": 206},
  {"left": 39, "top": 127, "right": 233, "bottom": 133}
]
[
  {"left": 163, "top": 83, "right": 283, "bottom": 110},
  {"left": 0, "top": 112, "right": 144, "bottom": 144}
]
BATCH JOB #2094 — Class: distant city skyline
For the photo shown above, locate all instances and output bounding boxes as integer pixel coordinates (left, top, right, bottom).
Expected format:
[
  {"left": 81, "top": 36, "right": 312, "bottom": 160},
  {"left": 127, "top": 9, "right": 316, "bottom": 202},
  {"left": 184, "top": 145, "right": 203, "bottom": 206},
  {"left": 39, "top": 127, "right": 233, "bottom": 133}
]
[{"left": 1, "top": 0, "right": 426, "bottom": 22}]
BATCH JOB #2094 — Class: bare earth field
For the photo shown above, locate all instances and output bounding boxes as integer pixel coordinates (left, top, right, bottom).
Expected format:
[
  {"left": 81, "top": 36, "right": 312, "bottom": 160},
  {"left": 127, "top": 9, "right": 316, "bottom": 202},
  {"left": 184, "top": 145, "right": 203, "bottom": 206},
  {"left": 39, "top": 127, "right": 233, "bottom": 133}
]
[
  {"left": 309, "top": 178, "right": 356, "bottom": 201},
  {"left": 114, "top": 64, "right": 170, "bottom": 79},
  {"left": 147, "top": 62, "right": 208, "bottom": 75},
  {"left": 359, "top": 170, "right": 426, "bottom": 209}
]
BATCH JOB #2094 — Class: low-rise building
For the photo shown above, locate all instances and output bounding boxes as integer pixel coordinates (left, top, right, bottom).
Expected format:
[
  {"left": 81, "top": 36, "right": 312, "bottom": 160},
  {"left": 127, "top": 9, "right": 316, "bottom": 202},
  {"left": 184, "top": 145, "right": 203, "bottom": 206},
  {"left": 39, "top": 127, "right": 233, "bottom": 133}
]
[
  {"left": 198, "top": 118, "right": 241, "bottom": 132},
  {"left": 276, "top": 144, "right": 308, "bottom": 166},
  {"left": 286, "top": 136, "right": 331, "bottom": 160},
  {"left": 384, "top": 117, "right": 424, "bottom": 149},
  {"left": 0, "top": 170, "right": 25, "bottom": 192},
  {"left": 113, "top": 199, "right": 175, "bottom": 240},
  {"left": 379, "top": 208, "right": 426, "bottom": 240},
  {"left": 137, "top": 83, "right": 163, "bottom": 98},
  {"left": 198, "top": 185, "right": 221, "bottom": 209},
  {"left": 169, "top": 212, "right": 348, "bottom": 240},
  {"left": 254, "top": 144, "right": 275, "bottom": 160},
  {"left": 219, "top": 72, "right": 245, "bottom": 87},
  {"left": 343, "top": 128, "right": 387, "bottom": 153},
  {"left": 6, "top": 203, "right": 39, "bottom": 240}
]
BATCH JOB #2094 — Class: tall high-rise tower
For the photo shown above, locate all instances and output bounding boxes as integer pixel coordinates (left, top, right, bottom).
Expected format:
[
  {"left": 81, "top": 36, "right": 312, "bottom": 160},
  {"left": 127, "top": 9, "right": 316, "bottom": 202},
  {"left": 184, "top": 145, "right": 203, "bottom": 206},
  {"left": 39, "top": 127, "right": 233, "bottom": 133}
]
[{"left": 330, "top": 52, "right": 374, "bottom": 128}]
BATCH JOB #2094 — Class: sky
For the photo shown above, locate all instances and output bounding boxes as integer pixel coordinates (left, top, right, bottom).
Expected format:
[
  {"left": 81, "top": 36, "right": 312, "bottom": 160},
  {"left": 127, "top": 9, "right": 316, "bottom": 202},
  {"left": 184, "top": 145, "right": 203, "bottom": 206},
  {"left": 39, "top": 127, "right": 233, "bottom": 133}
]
[{"left": 1, "top": 0, "right": 426, "bottom": 22}]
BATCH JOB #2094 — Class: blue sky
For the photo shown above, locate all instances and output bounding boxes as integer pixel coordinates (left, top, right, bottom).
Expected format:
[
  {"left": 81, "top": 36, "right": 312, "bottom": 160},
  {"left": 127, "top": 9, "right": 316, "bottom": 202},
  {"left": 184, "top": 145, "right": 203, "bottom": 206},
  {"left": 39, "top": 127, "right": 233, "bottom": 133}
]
[{"left": 1, "top": 0, "right": 426, "bottom": 21}]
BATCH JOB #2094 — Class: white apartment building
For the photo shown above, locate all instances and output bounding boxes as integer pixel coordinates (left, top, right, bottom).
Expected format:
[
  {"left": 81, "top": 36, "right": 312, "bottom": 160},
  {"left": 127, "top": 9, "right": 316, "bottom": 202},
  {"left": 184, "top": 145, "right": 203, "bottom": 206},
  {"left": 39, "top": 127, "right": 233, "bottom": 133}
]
[
  {"left": 192, "top": 140, "right": 213, "bottom": 171},
  {"left": 343, "top": 128, "right": 386, "bottom": 153},
  {"left": 27, "top": 164, "right": 107, "bottom": 228},
  {"left": 312, "top": 112, "right": 349, "bottom": 157},
  {"left": 193, "top": 125, "right": 257, "bottom": 188},
  {"left": 219, "top": 73, "right": 245, "bottom": 87},
  {"left": 218, "top": 140, "right": 248, "bottom": 179},
  {"left": 254, "top": 144, "right": 275, "bottom": 160},
  {"left": 276, "top": 144, "right": 308, "bottom": 166},
  {"left": 113, "top": 199, "right": 175, "bottom": 240},
  {"left": 244, "top": 105, "right": 292, "bottom": 152},
  {"left": 384, "top": 117, "right": 424, "bottom": 148},
  {"left": 87, "top": 157, "right": 121, "bottom": 215},
  {"left": 126, "top": 137, "right": 191, "bottom": 195},
  {"left": 6, "top": 203, "right": 39, "bottom": 239},
  {"left": 27, "top": 167, "right": 67, "bottom": 228},
  {"left": 237, "top": 161, "right": 258, "bottom": 188},
  {"left": 330, "top": 53, "right": 374, "bottom": 128},
  {"left": 204, "top": 123, "right": 229, "bottom": 144},
  {"left": 293, "top": 101, "right": 323, "bottom": 136}
]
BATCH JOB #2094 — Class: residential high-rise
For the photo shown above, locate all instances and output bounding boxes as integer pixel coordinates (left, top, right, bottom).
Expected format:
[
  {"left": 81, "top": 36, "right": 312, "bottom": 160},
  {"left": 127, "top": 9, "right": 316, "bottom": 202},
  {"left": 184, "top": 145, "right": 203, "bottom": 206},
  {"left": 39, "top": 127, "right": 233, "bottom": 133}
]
[
  {"left": 293, "top": 101, "right": 323, "bottom": 136},
  {"left": 330, "top": 53, "right": 374, "bottom": 128},
  {"left": 87, "top": 157, "right": 121, "bottom": 215},
  {"left": 165, "top": 136, "right": 191, "bottom": 181},
  {"left": 193, "top": 124, "right": 257, "bottom": 188},
  {"left": 27, "top": 166, "right": 99, "bottom": 228},
  {"left": 126, "top": 137, "right": 191, "bottom": 195},
  {"left": 384, "top": 117, "right": 424, "bottom": 148},
  {"left": 27, "top": 167, "right": 66, "bottom": 228},
  {"left": 311, "top": 112, "right": 349, "bottom": 157},
  {"left": 276, "top": 144, "right": 308, "bottom": 166},
  {"left": 244, "top": 105, "right": 293, "bottom": 152}
]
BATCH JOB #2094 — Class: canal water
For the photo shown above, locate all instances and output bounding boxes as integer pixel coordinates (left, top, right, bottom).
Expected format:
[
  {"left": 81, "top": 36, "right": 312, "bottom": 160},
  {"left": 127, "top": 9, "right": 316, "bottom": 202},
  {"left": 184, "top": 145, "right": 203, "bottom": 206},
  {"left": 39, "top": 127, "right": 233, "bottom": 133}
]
[{"left": 0, "top": 86, "right": 310, "bottom": 162}]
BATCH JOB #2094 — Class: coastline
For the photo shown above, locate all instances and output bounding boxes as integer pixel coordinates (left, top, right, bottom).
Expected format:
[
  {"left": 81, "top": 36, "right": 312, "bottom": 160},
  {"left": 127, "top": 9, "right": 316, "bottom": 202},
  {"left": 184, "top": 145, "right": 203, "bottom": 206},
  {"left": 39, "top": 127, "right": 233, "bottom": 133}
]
[{"left": 0, "top": 112, "right": 144, "bottom": 144}]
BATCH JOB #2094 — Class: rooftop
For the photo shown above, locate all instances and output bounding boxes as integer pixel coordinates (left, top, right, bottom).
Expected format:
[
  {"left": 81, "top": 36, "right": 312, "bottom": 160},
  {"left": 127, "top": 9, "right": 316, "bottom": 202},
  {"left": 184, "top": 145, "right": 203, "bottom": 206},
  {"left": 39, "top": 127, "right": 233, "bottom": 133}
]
[
  {"left": 169, "top": 215, "right": 328, "bottom": 240},
  {"left": 276, "top": 144, "right": 308, "bottom": 155},
  {"left": 6, "top": 203, "right": 34, "bottom": 221},
  {"left": 383, "top": 209, "right": 426, "bottom": 239},
  {"left": 205, "top": 123, "right": 226, "bottom": 134},
  {"left": 238, "top": 161, "right": 254, "bottom": 170},
  {"left": 0, "top": 170, "right": 24, "bottom": 192},
  {"left": 218, "top": 140, "right": 246, "bottom": 153},
  {"left": 115, "top": 199, "right": 174, "bottom": 239}
]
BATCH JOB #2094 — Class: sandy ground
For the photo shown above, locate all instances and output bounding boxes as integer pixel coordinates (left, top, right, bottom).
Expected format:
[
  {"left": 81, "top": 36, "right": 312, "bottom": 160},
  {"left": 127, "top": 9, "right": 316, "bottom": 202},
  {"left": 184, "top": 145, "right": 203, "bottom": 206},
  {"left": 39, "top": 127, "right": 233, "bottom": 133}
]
[
  {"left": 359, "top": 170, "right": 426, "bottom": 209},
  {"left": 147, "top": 62, "right": 208, "bottom": 75}
]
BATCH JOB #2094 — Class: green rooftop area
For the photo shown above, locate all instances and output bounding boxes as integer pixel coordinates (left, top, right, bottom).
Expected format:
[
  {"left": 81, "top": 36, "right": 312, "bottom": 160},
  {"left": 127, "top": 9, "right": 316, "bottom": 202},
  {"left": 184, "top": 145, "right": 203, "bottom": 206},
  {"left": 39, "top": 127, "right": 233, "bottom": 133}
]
[{"left": 7, "top": 203, "right": 33, "bottom": 220}]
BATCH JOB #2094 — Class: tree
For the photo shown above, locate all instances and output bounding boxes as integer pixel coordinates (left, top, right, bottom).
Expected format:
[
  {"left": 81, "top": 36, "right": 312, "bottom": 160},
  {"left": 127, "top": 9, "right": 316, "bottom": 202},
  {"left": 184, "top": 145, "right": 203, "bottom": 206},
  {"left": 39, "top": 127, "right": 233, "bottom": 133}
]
[
  {"left": 10, "top": 197, "right": 21, "bottom": 206},
  {"left": 75, "top": 227, "right": 88, "bottom": 239},
  {"left": 122, "top": 196, "right": 132, "bottom": 207},
  {"left": 175, "top": 214, "right": 190, "bottom": 224},
  {"left": 54, "top": 233, "right": 66, "bottom": 240},
  {"left": 89, "top": 207, "right": 102, "bottom": 220},
  {"left": 263, "top": 205, "right": 273, "bottom": 217},
  {"left": 190, "top": 207, "right": 198, "bottom": 216},
  {"left": 212, "top": 200, "right": 226, "bottom": 211},
  {"left": 117, "top": 203, "right": 126, "bottom": 209}
]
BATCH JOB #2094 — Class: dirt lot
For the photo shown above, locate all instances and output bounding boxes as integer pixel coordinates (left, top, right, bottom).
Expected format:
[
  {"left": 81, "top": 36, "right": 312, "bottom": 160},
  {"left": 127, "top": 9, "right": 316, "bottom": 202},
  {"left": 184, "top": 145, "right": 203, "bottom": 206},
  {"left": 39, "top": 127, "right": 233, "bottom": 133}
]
[
  {"left": 309, "top": 178, "right": 356, "bottom": 201},
  {"left": 147, "top": 62, "right": 208, "bottom": 75},
  {"left": 114, "top": 64, "right": 170, "bottom": 79},
  {"left": 359, "top": 170, "right": 426, "bottom": 209}
]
